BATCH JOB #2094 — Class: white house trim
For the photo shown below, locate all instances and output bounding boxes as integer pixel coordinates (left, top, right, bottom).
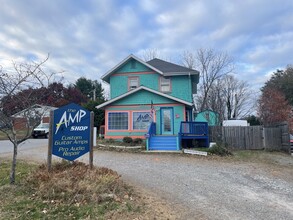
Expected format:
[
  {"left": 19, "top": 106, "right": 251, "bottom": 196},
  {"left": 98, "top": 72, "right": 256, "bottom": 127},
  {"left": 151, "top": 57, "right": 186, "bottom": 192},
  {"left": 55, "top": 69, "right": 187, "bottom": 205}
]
[
  {"left": 96, "top": 86, "right": 193, "bottom": 109},
  {"left": 101, "top": 54, "right": 164, "bottom": 83}
]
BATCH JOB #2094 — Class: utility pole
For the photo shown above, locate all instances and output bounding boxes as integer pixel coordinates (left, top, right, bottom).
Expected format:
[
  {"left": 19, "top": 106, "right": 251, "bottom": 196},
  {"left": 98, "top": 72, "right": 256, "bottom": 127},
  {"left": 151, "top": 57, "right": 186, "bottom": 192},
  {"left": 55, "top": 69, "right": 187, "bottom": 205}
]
[{"left": 93, "top": 89, "right": 96, "bottom": 101}]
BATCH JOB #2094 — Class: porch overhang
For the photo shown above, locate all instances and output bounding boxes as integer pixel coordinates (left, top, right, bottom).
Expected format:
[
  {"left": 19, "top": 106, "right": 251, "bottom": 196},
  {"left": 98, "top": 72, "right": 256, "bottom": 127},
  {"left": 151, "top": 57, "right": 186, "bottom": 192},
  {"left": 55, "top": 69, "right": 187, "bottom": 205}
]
[{"left": 96, "top": 86, "right": 193, "bottom": 109}]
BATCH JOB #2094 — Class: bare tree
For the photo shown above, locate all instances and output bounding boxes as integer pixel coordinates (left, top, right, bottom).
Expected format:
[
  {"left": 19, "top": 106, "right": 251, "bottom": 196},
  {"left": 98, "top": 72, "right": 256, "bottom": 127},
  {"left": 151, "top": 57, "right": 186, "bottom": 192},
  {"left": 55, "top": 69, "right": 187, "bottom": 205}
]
[
  {"left": 203, "top": 79, "right": 225, "bottom": 122},
  {"left": 141, "top": 48, "right": 161, "bottom": 61},
  {"left": 199, "top": 75, "right": 254, "bottom": 123},
  {"left": 182, "top": 49, "right": 234, "bottom": 112},
  {"left": 181, "top": 50, "right": 197, "bottom": 69},
  {"left": 221, "top": 75, "right": 253, "bottom": 120},
  {"left": 0, "top": 55, "right": 58, "bottom": 184}
]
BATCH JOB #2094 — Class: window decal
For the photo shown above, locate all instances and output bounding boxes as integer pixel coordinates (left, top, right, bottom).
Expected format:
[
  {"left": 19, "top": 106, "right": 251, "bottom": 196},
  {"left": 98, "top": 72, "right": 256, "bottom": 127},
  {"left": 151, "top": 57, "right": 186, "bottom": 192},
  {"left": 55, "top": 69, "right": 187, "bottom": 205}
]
[{"left": 133, "top": 112, "right": 151, "bottom": 130}]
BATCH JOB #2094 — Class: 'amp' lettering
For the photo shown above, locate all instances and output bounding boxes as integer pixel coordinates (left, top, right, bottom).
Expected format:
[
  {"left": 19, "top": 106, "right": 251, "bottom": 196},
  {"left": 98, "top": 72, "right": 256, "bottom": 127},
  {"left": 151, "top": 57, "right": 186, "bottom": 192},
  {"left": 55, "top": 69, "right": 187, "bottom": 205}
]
[
  {"left": 55, "top": 109, "right": 87, "bottom": 134},
  {"left": 70, "top": 126, "right": 88, "bottom": 131}
]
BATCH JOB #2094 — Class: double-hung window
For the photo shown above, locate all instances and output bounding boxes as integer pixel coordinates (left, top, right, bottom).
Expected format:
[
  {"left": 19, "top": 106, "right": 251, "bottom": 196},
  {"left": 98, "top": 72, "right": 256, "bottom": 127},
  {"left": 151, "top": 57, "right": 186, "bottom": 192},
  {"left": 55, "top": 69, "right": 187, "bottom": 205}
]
[
  {"left": 160, "top": 77, "right": 171, "bottom": 92},
  {"left": 108, "top": 112, "right": 128, "bottom": 130},
  {"left": 128, "top": 77, "right": 139, "bottom": 90}
]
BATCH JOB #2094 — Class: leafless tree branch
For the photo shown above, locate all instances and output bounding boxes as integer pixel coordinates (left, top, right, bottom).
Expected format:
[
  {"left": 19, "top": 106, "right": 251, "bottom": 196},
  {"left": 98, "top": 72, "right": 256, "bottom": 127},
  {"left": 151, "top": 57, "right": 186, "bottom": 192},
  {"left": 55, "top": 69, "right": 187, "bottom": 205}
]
[{"left": 0, "top": 55, "right": 59, "bottom": 184}]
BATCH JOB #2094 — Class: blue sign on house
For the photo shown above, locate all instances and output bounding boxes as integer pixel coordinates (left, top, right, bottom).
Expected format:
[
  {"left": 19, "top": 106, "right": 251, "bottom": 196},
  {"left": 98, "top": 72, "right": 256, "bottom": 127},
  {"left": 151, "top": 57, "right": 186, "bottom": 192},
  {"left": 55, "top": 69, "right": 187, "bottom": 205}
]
[{"left": 52, "top": 103, "right": 91, "bottom": 161}]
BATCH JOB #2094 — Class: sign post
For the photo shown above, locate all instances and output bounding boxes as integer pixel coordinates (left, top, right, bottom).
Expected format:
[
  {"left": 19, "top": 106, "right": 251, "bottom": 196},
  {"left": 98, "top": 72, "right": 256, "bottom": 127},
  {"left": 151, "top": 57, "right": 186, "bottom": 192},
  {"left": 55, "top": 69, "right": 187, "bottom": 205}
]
[
  {"left": 89, "top": 111, "right": 94, "bottom": 169},
  {"left": 47, "top": 103, "right": 93, "bottom": 170},
  {"left": 47, "top": 110, "right": 54, "bottom": 171}
]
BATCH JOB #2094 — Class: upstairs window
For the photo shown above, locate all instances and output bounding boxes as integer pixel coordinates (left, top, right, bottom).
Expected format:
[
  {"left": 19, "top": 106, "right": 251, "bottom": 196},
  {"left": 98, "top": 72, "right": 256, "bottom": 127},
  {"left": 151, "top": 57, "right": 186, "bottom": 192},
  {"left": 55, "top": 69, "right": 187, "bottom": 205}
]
[
  {"left": 128, "top": 76, "right": 139, "bottom": 90},
  {"left": 160, "top": 77, "right": 171, "bottom": 92}
]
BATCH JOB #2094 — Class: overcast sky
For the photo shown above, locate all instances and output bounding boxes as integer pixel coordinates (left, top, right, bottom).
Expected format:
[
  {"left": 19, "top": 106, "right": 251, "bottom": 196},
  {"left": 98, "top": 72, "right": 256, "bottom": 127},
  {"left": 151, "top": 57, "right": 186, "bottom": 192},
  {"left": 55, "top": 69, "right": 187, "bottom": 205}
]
[{"left": 1, "top": 0, "right": 292, "bottom": 90}]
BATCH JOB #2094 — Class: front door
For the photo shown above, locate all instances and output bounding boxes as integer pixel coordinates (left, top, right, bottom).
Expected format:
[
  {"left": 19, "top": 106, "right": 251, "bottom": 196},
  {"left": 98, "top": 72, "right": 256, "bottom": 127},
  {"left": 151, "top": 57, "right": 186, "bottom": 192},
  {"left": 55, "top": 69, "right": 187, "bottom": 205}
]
[{"left": 161, "top": 107, "right": 173, "bottom": 135}]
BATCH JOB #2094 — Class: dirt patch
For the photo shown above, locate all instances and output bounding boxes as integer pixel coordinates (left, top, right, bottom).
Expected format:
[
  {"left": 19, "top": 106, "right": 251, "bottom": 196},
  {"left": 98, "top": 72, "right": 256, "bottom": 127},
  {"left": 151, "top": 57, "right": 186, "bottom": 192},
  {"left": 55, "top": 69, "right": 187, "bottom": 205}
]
[{"left": 108, "top": 187, "right": 180, "bottom": 220}]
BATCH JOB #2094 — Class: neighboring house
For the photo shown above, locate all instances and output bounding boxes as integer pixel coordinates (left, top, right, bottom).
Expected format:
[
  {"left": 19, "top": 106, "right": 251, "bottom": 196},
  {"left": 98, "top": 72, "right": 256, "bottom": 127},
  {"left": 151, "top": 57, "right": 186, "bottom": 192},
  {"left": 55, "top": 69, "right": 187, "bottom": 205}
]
[
  {"left": 12, "top": 104, "right": 57, "bottom": 129},
  {"left": 96, "top": 54, "right": 209, "bottom": 150},
  {"left": 195, "top": 110, "right": 220, "bottom": 126}
]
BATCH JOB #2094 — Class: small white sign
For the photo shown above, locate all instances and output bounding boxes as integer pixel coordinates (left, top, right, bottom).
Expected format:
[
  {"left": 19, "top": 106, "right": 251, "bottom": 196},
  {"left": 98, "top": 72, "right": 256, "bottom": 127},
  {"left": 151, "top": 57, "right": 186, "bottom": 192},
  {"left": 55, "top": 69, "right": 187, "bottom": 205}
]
[
  {"left": 183, "top": 149, "right": 208, "bottom": 156},
  {"left": 93, "top": 127, "right": 97, "bottom": 147}
]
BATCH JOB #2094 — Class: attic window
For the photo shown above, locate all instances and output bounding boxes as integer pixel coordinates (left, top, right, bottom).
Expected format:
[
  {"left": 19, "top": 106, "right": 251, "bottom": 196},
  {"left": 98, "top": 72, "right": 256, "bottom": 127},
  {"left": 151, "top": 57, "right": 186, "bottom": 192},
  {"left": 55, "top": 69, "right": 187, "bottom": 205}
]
[
  {"left": 160, "top": 77, "right": 171, "bottom": 92},
  {"left": 128, "top": 76, "right": 139, "bottom": 90},
  {"left": 205, "top": 112, "right": 210, "bottom": 121}
]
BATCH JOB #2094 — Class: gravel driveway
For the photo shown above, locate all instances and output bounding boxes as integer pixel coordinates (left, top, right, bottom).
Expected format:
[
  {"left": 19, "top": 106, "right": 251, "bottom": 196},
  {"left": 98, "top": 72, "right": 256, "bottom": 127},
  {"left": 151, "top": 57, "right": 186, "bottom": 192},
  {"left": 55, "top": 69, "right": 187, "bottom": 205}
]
[{"left": 1, "top": 143, "right": 292, "bottom": 220}]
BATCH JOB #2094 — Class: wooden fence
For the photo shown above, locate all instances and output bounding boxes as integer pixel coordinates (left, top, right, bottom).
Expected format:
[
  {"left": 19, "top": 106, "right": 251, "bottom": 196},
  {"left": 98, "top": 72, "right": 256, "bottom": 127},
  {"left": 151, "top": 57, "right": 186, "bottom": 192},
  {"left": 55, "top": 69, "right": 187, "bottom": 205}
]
[{"left": 209, "top": 123, "right": 290, "bottom": 152}]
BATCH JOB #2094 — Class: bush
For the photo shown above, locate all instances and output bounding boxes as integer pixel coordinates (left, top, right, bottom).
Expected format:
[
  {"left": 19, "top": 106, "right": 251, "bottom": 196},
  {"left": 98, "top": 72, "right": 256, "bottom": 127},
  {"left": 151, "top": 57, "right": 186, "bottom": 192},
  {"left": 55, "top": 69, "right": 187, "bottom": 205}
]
[
  {"left": 106, "top": 138, "right": 115, "bottom": 143},
  {"left": 207, "top": 144, "right": 232, "bottom": 156},
  {"left": 123, "top": 136, "right": 133, "bottom": 144},
  {"left": 133, "top": 138, "right": 143, "bottom": 145}
]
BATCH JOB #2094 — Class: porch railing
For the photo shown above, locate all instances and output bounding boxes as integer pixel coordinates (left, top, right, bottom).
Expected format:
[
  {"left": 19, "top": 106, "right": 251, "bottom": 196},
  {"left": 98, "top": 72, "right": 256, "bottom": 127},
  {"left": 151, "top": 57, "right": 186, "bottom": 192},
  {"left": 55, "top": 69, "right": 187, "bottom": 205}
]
[
  {"left": 179, "top": 121, "right": 208, "bottom": 136},
  {"left": 146, "top": 122, "right": 156, "bottom": 150},
  {"left": 179, "top": 121, "right": 209, "bottom": 148},
  {"left": 148, "top": 122, "right": 156, "bottom": 136}
]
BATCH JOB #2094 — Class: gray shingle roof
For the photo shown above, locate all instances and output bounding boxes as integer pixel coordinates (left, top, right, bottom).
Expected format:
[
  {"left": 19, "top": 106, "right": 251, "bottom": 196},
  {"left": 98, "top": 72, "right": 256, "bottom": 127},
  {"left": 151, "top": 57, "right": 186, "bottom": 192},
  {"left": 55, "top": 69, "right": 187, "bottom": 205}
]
[
  {"left": 147, "top": 58, "right": 199, "bottom": 75},
  {"left": 101, "top": 55, "right": 199, "bottom": 83}
]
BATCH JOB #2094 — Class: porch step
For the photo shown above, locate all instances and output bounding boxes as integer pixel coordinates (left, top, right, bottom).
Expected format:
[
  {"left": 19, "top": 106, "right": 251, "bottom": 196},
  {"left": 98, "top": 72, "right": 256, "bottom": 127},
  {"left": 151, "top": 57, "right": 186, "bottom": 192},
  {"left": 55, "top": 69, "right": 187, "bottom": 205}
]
[{"left": 149, "top": 136, "right": 177, "bottom": 151}]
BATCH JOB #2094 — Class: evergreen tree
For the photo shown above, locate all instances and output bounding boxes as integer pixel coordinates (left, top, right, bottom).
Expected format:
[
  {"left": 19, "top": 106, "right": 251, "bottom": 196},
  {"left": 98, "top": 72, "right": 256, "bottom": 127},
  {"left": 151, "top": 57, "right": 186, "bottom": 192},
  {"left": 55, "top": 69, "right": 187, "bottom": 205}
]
[
  {"left": 264, "top": 66, "right": 293, "bottom": 105},
  {"left": 75, "top": 77, "right": 105, "bottom": 102},
  {"left": 82, "top": 100, "right": 105, "bottom": 129}
]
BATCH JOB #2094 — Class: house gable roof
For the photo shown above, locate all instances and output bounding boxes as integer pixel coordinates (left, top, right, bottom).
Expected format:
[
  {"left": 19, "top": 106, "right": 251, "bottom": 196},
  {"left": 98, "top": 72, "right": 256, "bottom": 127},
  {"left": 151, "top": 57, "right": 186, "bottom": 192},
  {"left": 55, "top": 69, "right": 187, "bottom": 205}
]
[
  {"left": 146, "top": 58, "right": 199, "bottom": 76},
  {"left": 198, "top": 109, "right": 220, "bottom": 115},
  {"left": 96, "top": 86, "right": 193, "bottom": 109},
  {"left": 101, "top": 54, "right": 163, "bottom": 83},
  {"left": 101, "top": 54, "right": 199, "bottom": 83},
  {"left": 12, "top": 104, "right": 57, "bottom": 118}
]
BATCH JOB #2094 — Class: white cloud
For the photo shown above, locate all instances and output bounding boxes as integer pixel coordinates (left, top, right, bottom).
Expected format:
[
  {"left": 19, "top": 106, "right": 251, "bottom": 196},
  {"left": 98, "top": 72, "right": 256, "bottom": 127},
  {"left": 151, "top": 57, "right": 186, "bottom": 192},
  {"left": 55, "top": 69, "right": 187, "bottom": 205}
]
[{"left": 0, "top": 0, "right": 292, "bottom": 91}]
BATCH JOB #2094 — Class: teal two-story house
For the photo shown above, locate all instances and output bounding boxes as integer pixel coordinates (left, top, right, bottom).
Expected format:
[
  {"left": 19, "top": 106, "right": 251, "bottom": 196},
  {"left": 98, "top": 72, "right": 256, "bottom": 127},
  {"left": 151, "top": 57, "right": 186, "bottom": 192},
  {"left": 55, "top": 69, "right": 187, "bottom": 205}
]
[{"left": 96, "top": 54, "right": 209, "bottom": 150}]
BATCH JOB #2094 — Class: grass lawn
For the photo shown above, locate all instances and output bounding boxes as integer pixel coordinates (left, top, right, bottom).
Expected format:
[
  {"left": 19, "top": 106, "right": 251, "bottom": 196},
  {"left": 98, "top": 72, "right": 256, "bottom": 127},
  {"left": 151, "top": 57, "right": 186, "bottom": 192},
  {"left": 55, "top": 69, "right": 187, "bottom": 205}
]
[
  {"left": 0, "top": 131, "right": 7, "bottom": 140},
  {"left": 0, "top": 130, "right": 31, "bottom": 140},
  {"left": 231, "top": 150, "right": 293, "bottom": 165}
]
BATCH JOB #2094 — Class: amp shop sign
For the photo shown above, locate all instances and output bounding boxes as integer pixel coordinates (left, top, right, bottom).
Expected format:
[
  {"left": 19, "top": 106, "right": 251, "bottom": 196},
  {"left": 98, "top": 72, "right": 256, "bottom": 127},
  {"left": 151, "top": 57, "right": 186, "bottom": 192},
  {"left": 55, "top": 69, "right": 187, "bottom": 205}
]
[{"left": 47, "top": 103, "right": 94, "bottom": 170}]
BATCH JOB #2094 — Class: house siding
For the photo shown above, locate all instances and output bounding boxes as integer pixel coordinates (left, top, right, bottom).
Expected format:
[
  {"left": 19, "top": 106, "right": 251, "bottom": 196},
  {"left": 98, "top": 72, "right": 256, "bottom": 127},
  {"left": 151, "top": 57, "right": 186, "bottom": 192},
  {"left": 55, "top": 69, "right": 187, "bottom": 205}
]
[
  {"left": 13, "top": 117, "right": 50, "bottom": 130},
  {"left": 110, "top": 72, "right": 159, "bottom": 98},
  {"left": 169, "top": 75, "right": 193, "bottom": 102},
  {"left": 113, "top": 90, "right": 174, "bottom": 105},
  {"left": 195, "top": 110, "right": 220, "bottom": 126},
  {"left": 116, "top": 59, "right": 152, "bottom": 73},
  {"left": 104, "top": 89, "right": 186, "bottom": 139},
  {"left": 109, "top": 59, "right": 195, "bottom": 102},
  {"left": 105, "top": 104, "right": 185, "bottom": 139},
  {"left": 99, "top": 55, "right": 199, "bottom": 143}
]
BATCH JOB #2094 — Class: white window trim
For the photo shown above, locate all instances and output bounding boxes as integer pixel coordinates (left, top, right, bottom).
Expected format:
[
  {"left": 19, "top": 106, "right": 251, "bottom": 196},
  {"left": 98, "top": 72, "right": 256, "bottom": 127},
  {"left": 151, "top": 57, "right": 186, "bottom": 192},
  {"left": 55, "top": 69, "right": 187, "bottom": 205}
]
[
  {"left": 160, "top": 77, "right": 171, "bottom": 92},
  {"left": 128, "top": 76, "right": 139, "bottom": 90}
]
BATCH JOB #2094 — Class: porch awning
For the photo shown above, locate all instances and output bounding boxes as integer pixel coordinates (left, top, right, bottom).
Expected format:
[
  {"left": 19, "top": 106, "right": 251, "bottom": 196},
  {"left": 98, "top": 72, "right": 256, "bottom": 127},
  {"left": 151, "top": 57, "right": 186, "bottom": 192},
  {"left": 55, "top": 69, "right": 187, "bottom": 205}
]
[{"left": 96, "top": 86, "right": 193, "bottom": 109}]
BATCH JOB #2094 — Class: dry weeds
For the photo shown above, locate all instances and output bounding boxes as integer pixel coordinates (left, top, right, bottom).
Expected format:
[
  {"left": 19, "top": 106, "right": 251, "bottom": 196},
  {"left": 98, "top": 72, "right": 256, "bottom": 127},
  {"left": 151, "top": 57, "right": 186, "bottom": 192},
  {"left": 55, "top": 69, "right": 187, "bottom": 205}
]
[{"left": 1, "top": 160, "right": 178, "bottom": 219}]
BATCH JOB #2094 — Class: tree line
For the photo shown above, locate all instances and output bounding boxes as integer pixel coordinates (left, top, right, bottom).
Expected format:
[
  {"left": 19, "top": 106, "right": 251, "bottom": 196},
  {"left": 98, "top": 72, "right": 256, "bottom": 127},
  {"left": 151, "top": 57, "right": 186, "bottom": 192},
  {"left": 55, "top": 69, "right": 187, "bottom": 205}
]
[
  {"left": 142, "top": 48, "right": 255, "bottom": 123},
  {"left": 258, "top": 66, "right": 293, "bottom": 132},
  {"left": 142, "top": 48, "right": 292, "bottom": 130}
]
